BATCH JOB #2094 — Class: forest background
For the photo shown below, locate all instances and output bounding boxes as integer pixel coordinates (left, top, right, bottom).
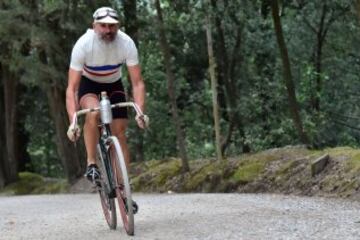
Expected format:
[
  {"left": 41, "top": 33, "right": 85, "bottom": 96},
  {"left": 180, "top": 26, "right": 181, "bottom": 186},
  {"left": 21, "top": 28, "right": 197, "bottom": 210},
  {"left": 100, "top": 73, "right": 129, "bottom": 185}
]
[{"left": 1, "top": 0, "right": 360, "bottom": 189}]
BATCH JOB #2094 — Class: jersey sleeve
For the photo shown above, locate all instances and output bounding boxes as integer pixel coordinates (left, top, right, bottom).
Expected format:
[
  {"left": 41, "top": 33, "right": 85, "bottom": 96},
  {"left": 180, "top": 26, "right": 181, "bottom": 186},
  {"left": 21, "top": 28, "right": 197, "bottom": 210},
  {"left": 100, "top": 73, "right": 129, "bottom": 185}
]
[
  {"left": 69, "top": 38, "right": 86, "bottom": 71},
  {"left": 125, "top": 39, "right": 139, "bottom": 66}
]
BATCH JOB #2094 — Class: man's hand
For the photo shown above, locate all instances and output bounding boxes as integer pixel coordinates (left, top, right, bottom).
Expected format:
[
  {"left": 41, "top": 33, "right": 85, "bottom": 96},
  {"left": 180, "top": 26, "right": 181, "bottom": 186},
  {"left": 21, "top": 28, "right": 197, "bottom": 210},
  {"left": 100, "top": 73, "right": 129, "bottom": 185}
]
[
  {"left": 67, "top": 122, "right": 81, "bottom": 142},
  {"left": 135, "top": 114, "right": 149, "bottom": 129}
]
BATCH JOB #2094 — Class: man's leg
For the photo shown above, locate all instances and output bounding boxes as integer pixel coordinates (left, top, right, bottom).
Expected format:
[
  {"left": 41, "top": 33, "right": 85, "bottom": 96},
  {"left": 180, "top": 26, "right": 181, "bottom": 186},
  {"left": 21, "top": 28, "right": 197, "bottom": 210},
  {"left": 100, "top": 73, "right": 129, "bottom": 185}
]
[{"left": 80, "top": 94, "right": 100, "bottom": 175}]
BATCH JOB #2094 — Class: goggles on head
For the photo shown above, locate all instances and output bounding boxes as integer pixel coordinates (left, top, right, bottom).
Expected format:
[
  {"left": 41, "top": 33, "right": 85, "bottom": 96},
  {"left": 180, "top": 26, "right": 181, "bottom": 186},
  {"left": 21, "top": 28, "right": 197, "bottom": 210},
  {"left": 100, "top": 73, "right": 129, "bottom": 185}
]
[{"left": 93, "top": 8, "right": 118, "bottom": 21}]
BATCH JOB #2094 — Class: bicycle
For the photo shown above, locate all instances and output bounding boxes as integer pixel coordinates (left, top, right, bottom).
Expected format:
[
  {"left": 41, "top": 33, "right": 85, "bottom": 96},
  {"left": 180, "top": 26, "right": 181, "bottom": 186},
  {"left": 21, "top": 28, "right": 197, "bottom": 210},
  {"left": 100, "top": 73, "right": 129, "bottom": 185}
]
[{"left": 72, "top": 91, "right": 148, "bottom": 236}]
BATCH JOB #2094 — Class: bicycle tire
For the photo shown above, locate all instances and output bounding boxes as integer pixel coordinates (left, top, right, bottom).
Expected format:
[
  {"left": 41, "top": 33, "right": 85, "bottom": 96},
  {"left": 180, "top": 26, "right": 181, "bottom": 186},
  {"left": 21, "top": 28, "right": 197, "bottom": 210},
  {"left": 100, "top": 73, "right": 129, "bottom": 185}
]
[
  {"left": 108, "top": 136, "right": 135, "bottom": 236},
  {"left": 97, "top": 144, "right": 117, "bottom": 230}
]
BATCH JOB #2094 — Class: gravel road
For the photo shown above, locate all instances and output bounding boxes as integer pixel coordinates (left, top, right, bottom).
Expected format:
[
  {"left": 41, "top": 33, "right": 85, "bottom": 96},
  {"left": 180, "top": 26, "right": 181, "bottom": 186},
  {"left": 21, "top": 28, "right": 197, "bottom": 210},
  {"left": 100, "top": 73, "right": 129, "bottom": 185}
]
[{"left": 1, "top": 193, "right": 360, "bottom": 240}]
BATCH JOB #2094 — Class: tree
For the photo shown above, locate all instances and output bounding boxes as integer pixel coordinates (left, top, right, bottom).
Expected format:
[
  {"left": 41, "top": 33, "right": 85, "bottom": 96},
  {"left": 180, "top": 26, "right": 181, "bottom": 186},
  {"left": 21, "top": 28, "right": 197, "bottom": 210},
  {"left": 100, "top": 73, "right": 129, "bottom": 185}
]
[
  {"left": 2, "top": 65, "right": 19, "bottom": 183},
  {"left": 293, "top": 1, "right": 350, "bottom": 112},
  {"left": 123, "top": 0, "right": 146, "bottom": 162},
  {"left": 0, "top": 67, "right": 5, "bottom": 188},
  {"left": 29, "top": 1, "right": 91, "bottom": 182},
  {"left": 0, "top": 0, "right": 119, "bottom": 183},
  {"left": 1, "top": 0, "right": 360, "bottom": 182},
  {"left": 209, "top": 0, "right": 250, "bottom": 155},
  {"left": 0, "top": 1, "right": 33, "bottom": 184},
  {"left": 154, "top": 0, "right": 189, "bottom": 172},
  {"left": 270, "top": 0, "right": 310, "bottom": 145},
  {"left": 205, "top": 9, "right": 223, "bottom": 161}
]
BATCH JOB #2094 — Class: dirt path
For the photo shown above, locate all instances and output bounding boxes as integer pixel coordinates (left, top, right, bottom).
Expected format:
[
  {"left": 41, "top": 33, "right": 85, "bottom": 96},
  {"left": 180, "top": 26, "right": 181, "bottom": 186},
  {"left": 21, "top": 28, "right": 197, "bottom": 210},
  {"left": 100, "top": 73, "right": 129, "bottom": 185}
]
[{"left": 1, "top": 193, "right": 360, "bottom": 240}]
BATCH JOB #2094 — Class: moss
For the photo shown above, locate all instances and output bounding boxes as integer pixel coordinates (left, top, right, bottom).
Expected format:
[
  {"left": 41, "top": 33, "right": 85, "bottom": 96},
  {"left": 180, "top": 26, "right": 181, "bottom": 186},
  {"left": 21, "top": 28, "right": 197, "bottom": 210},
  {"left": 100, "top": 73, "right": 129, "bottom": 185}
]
[
  {"left": 264, "top": 146, "right": 311, "bottom": 159},
  {"left": 340, "top": 179, "right": 358, "bottom": 192},
  {"left": 326, "top": 147, "right": 357, "bottom": 156},
  {"left": 143, "top": 159, "right": 167, "bottom": 169},
  {"left": 123, "top": 146, "right": 360, "bottom": 196},
  {"left": 245, "top": 153, "right": 278, "bottom": 163},
  {"left": 231, "top": 161, "right": 265, "bottom": 184},
  {"left": 130, "top": 175, "right": 144, "bottom": 191},
  {"left": 184, "top": 161, "right": 224, "bottom": 191},
  {"left": 3, "top": 172, "right": 44, "bottom": 195},
  {"left": 276, "top": 160, "right": 297, "bottom": 176},
  {"left": 152, "top": 159, "right": 182, "bottom": 186},
  {"left": 1, "top": 172, "right": 69, "bottom": 195},
  {"left": 32, "top": 180, "right": 69, "bottom": 194},
  {"left": 20, "top": 172, "right": 44, "bottom": 181},
  {"left": 227, "top": 152, "right": 278, "bottom": 185},
  {"left": 131, "top": 159, "right": 182, "bottom": 192},
  {"left": 347, "top": 153, "right": 360, "bottom": 172},
  {"left": 320, "top": 175, "right": 340, "bottom": 192}
]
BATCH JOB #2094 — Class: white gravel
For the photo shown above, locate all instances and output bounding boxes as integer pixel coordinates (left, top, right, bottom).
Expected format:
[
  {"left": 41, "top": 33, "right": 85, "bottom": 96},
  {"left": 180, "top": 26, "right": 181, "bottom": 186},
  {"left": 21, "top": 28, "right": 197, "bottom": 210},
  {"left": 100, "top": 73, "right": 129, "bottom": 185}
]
[{"left": 1, "top": 193, "right": 360, "bottom": 240}]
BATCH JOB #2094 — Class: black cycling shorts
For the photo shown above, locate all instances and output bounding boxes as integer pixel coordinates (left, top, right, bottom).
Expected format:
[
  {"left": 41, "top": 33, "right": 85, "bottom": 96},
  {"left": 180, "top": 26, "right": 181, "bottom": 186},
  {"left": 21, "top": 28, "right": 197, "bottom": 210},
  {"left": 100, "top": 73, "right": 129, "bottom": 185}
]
[{"left": 78, "top": 76, "right": 128, "bottom": 119}]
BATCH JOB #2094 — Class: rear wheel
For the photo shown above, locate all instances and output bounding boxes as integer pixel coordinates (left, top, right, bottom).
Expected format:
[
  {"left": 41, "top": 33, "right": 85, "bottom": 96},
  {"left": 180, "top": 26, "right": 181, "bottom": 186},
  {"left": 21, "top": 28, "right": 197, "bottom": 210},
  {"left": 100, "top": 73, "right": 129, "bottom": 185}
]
[
  {"left": 109, "top": 136, "right": 134, "bottom": 236},
  {"left": 97, "top": 144, "right": 117, "bottom": 229}
]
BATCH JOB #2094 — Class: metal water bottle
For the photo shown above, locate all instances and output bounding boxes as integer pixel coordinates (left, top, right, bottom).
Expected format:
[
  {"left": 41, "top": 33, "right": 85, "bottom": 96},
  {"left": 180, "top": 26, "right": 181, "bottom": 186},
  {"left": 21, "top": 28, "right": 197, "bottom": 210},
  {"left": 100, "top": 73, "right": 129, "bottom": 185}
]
[{"left": 100, "top": 91, "right": 113, "bottom": 124}]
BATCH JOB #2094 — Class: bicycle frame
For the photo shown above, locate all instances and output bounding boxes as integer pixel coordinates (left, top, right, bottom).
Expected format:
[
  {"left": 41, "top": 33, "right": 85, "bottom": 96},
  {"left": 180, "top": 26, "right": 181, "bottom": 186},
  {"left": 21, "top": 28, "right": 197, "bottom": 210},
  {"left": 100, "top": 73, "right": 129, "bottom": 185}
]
[
  {"left": 73, "top": 94, "right": 145, "bottom": 236},
  {"left": 74, "top": 100, "right": 144, "bottom": 194}
]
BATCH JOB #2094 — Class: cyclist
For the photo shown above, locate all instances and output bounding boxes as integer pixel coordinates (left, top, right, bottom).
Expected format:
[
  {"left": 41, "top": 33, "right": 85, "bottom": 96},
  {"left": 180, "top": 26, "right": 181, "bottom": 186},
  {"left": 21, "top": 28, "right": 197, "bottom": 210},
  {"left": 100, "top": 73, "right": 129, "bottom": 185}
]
[{"left": 65, "top": 7, "right": 146, "bottom": 187}]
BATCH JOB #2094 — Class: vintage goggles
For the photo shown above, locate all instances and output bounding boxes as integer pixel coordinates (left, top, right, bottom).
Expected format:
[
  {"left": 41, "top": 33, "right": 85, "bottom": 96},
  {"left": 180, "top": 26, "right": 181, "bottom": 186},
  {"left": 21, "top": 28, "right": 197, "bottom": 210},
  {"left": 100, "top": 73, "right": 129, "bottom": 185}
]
[{"left": 93, "top": 8, "right": 118, "bottom": 21}]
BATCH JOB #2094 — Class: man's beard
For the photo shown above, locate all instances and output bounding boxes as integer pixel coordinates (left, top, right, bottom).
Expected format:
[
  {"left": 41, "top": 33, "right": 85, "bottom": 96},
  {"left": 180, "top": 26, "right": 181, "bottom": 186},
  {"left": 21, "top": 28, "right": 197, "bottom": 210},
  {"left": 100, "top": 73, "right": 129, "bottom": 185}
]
[{"left": 99, "top": 32, "right": 116, "bottom": 43}]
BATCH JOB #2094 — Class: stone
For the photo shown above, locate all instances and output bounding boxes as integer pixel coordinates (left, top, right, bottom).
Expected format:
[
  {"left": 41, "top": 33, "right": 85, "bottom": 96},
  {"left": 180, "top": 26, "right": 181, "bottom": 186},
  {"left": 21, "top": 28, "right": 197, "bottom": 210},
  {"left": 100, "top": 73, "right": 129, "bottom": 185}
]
[{"left": 311, "top": 154, "right": 330, "bottom": 177}]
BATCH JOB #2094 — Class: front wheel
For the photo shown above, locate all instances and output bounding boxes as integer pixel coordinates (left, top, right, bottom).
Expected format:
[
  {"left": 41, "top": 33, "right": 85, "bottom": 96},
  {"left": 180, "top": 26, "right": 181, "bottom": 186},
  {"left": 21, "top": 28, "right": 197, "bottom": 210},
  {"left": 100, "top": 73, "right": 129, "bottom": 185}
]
[
  {"left": 97, "top": 144, "right": 117, "bottom": 229},
  {"left": 108, "top": 136, "right": 134, "bottom": 236}
]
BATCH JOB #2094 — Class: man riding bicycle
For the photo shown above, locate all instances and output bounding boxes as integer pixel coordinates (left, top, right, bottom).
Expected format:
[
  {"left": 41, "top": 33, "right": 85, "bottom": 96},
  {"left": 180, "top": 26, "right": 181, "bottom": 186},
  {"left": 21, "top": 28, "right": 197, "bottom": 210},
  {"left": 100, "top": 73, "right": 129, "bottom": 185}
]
[{"left": 65, "top": 7, "right": 146, "bottom": 192}]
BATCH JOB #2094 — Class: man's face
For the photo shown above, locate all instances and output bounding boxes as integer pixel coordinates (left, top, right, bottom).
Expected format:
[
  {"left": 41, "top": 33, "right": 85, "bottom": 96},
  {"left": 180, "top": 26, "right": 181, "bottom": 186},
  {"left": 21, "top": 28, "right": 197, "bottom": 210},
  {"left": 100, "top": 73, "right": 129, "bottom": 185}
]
[{"left": 93, "top": 23, "right": 118, "bottom": 43}]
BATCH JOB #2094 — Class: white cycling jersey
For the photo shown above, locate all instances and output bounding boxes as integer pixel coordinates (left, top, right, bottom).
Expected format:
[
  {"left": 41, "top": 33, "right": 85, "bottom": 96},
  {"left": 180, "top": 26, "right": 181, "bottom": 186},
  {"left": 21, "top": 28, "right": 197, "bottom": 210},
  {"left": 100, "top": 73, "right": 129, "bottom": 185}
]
[{"left": 70, "top": 29, "right": 139, "bottom": 83}]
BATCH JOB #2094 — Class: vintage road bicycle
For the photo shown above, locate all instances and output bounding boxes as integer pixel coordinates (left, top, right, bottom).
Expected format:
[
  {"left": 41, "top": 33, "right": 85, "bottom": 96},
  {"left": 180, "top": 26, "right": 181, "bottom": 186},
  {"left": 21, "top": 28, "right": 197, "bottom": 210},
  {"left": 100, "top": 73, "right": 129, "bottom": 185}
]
[{"left": 72, "top": 91, "right": 147, "bottom": 236}]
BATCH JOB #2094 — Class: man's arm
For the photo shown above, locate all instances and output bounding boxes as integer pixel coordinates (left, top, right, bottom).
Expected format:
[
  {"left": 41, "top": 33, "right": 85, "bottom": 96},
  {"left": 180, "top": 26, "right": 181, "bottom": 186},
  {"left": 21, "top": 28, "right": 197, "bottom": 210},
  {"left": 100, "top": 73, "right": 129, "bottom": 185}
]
[
  {"left": 66, "top": 68, "right": 82, "bottom": 122},
  {"left": 127, "top": 64, "right": 145, "bottom": 112}
]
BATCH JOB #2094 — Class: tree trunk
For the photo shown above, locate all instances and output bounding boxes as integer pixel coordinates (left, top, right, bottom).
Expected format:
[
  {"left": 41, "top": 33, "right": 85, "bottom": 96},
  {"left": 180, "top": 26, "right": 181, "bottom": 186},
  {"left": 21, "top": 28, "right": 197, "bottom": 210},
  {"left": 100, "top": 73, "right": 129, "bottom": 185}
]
[
  {"left": 0, "top": 151, "right": 5, "bottom": 188},
  {"left": 2, "top": 66, "right": 19, "bottom": 183},
  {"left": 154, "top": 0, "right": 189, "bottom": 172},
  {"left": 310, "top": 3, "right": 332, "bottom": 112},
  {"left": 210, "top": 0, "right": 250, "bottom": 154},
  {"left": 306, "top": 3, "right": 327, "bottom": 112},
  {"left": 356, "top": 0, "right": 360, "bottom": 20},
  {"left": 36, "top": 47, "right": 83, "bottom": 182},
  {"left": 47, "top": 85, "right": 83, "bottom": 183},
  {"left": 124, "top": 0, "right": 144, "bottom": 162},
  {"left": 17, "top": 84, "right": 31, "bottom": 171},
  {"left": 205, "top": 14, "right": 223, "bottom": 161},
  {"left": 270, "top": 0, "right": 310, "bottom": 145},
  {"left": 0, "top": 71, "right": 5, "bottom": 188},
  {"left": 124, "top": 0, "right": 138, "bottom": 46}
]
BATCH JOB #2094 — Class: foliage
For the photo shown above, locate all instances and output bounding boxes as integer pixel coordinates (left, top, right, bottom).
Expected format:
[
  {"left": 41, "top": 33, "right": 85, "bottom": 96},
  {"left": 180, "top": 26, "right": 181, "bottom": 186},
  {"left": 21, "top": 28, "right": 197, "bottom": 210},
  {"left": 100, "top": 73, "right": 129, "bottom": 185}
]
[
  {"left": 22, "top": 87, "right": 63, "bottom": 177},
  {"left": 1, "top": 0, "right": 360, "bottom": 180}
]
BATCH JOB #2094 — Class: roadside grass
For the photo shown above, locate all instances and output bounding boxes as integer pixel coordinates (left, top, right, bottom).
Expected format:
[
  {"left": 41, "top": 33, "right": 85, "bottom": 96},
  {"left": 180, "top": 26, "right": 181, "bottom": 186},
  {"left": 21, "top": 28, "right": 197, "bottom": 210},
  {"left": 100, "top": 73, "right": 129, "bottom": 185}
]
[
  {"left": 1, "top": 172, "right": 69, "bottom": 195},
  {"left": 2, "top": 146, "right": 360, "bottom": 198}
]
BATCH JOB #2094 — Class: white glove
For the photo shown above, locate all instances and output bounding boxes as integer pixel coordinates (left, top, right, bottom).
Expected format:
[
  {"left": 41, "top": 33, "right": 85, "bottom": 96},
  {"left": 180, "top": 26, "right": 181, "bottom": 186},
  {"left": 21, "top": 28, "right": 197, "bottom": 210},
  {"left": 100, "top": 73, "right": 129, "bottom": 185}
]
[
  {"left": 135, "top": 114, "right": 149, "bottom": 129},
  {"left": 67, "top": 122, "right": 81, "bottom": 142}
]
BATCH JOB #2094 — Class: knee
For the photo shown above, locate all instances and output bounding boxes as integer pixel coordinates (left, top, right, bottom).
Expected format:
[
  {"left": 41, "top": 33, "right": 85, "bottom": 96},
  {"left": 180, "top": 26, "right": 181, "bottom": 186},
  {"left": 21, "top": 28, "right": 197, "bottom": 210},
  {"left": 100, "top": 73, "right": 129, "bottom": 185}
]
[
  {"left": 116, "top": 130, "right": 126, "bottom": 141},
  {"left": 114, "top": 128, "right": 126, "bottom": 142},
  {"left": 111, "top": 119, "right": 128, "bottom": 141},
  {"left": 85, "top": 112, "right": 99, "bottom": 128}
]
